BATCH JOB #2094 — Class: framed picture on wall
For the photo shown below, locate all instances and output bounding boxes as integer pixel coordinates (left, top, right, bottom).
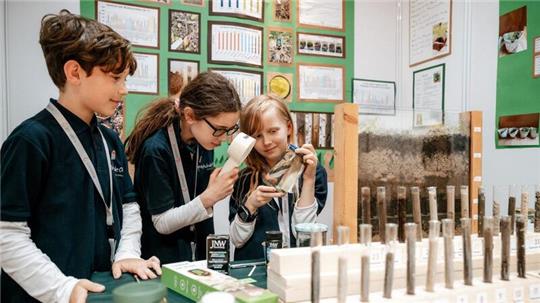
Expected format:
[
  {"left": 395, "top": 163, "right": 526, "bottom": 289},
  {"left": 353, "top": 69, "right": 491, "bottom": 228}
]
[
  {"left": 352, "top": 78, "right": 396, "bottom": 115},
  {"left": 267, "top": 27, "right": 294, "bottom": 66},
  {"left": 297, "top": 63, "right": 345, "bottom": 103},
  {"left": 181, "top": 0, "right": 205, "bottom": 7},
  {"left": 126, "top": 52, "right": 159, "bottom": 95},
  {"left": 413, "top": 64, "right": 445, "bottom": 127},
  {"left": 96, "top": 1, "right": 160, "bottom": 49},
  {"left": 210, "top": 68, "right": 263, "bottom": 105},
  {"left": 168, "top": 59, "right": 199, "bottom": 89},
  {"left": 169, "top": 9, "right": 200, "bottom": 54},
  {"left": 267, "top": 72, "right": 293, "bottom": 102},
  {"left": 297, "top": 32, "right": 345, "bottom": 58},
  {"left": 297, "top": 0, "right": 344, "bottom": 31},
  {"left": 291, "top": 111, "right": 334, "bottom": 149},
  {"left": 273, "top": 0, "right": 291, "bottom": 22},
  {"left": 409, "top": 0, "right": 452, "bottom": 67},
  {"left": 208, "top": 21, "right": 263, "bottom": 68},
  {"left": 209, "top": 0, "right": 264, "bottom": 21}
]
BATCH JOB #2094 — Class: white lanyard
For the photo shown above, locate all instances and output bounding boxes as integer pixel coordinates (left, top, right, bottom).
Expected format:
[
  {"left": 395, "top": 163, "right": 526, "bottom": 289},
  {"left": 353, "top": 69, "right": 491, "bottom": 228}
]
[
  {"left": 274, "top": 195, "right": 291, "bottom": 248},
  {"left": 167, "top": 124, "right": 199, "bottom": 260},
  {"left": 46, "top": 103, "right": 114, "bottom": 226},
  {"left": 167, "top": 124, "right": 193, "bottom": 205}
]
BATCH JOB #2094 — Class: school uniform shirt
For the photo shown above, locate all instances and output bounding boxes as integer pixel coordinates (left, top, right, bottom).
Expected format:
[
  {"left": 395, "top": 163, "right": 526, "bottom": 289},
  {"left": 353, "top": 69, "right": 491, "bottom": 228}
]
[
  {"left": 0, "top": 99, "right": 140, "bottom": 303},
  {"left": 229, "top": 156, "right": 328, "bottom": 261},
  {"left": 134, "top": 121, "right": 215, "bottom": 264}
]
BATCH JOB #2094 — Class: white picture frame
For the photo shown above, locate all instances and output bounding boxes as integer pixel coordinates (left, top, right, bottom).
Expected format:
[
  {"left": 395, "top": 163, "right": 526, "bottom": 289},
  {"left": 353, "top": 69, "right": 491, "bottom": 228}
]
[
  {"left": 96, "top": 1, "right": 160, "bottom": 49},
  {"left": 126, "top": 53, "right": 159, "bottom": 95}
]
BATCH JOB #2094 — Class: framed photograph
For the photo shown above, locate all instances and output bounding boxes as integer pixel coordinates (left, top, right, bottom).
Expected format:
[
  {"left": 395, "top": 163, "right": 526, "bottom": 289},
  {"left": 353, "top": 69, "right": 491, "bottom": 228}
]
[
  {"left": 169, "top": 9, "right": 200, "bottom": 54},
  {"left": 267, "top": 72, "right": 293, "bottom": 102},
  {"left": 534, "top": 54, "right": 540, "bottom": 78},
  {"left": 497, "top": 113, "right": 540, "bottom": 148},
  {"left": 291, "top": 111, "right": 334, "bottom": 149},
  {"left": 268, "top": 27, "right": 294, "bottom": 66},
  {"left": 208, "top": 21, "right": 263, "bottom": 68},
  {"left": 409, "top": 0, "right": 452, "bottom": 67},
  {"left": 352, "top": 79, "right": 396, "bottom": 115},
  {"left": 181, "top": 0, "right": 205, "bottom": 7},
  {"left": 126, "top": 52, "right": 159, "bottom": 95},
  {"left": 168, "top": 59, "right": 199, "bottom": 88},
  {"left": 297, "top": 0, "right": 344, "bottom": 31},
  {"left": 413, "top": 64, "right": 445, "bottom": 127},
  {"left": 209, "top": 0, "right": 264, "bottom": 22},
  {"left": 297, "top": 63, "right": 345, "bottom": 103},
  {"left": 273, "top": 0, "right": 291, "bottom": 22},
  {"left": 96, "top": 1, "right": 160, "bottom": 49},
  {"left": 297, "top": 32, "right": 345, "bottom": 58},
  {"left": 499, "top": 6, "right": 527, "bottom": 58},
  {"left": 210, "top": 68, "right": 263, "bottom": 105}
]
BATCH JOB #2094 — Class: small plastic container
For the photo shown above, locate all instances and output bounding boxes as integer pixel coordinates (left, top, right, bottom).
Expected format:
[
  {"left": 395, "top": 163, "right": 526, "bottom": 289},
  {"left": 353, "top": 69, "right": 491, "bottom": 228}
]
[
  {"left": 294, "top": 223, "right": 328, "bottom": 247},
  {"left": 113, "top": 281, "right": 167, "bottom": 303}
]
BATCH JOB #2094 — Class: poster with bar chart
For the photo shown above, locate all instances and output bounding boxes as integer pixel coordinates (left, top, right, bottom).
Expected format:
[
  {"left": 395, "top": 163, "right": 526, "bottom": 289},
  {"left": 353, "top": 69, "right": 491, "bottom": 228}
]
[
  {"left": 210, "top": 0, "right": 264, "bottom": 21},
  {"left": 208, "top": 22, "right": 263, "bottom": 68},
  {"left": 96, "top": 1, "right": 159, "bottom": 48},
  {"left": 211, "top": 68, "right": 262, "bottom": 105}
]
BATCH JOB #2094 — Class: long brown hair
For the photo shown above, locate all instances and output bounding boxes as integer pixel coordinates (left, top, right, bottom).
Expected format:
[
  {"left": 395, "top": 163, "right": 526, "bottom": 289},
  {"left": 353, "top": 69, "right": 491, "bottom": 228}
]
[
  {"left": 240, "top": 94, "right": 293, "bottom": 192},
  {"left": 125, "top": 72, "right": 241, "bottom": 163}
]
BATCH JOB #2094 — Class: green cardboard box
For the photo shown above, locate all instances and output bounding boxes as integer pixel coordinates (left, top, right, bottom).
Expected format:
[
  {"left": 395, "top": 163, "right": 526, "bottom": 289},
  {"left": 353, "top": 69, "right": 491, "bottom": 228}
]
[{"left": 161, "top": 261, "right": 278, "bottom": 303}]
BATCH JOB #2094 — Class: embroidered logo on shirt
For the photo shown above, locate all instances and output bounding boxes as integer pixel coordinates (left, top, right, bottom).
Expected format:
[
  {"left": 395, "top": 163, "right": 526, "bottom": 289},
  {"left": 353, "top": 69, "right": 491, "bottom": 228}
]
[
  {"left": 111, "top": 150, "right": 116, "bottom": 160},
  {"left": 197, "top": 162, "right": 214, "bottom": 170}
]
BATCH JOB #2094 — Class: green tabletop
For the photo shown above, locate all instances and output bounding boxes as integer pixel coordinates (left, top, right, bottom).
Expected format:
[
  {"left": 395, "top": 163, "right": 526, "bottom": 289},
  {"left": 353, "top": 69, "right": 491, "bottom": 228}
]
[{"left": 88, "top": 259, "right": 267, "bottom": 303}]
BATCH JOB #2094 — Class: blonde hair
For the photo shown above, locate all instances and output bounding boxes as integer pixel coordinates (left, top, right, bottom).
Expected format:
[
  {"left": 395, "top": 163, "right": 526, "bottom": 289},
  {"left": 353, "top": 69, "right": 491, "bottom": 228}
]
[{"left": 240, "top": 94, "right": 294, "bottom": 192}]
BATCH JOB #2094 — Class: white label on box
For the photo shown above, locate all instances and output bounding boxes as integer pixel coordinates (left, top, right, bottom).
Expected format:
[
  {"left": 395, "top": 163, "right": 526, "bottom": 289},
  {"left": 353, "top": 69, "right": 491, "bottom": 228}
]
[
  {"left": 476, "top": 292, "right": 488, "bottom": 303},
  {"left": 456, "top": 294, "right": 468, "bottom": 303},
  {"left": 530, "top": 284, "right": 540, "bottom": 300},
  {"left": 473, "top": 153, "right": 482, "bottom": 158},
  {"left": 514, "top": 286, "right": 524, "bottom": 302},
  {"left": 473, "top": 199, "right": 478, "bottom": 205},
  {"left": 531, "top": 237, "right": 540, "bottom": 251},
  {"left": 472, "top": 239, "right": 483, "bottom": 256},
  {"left": 474, "top": 127, "right": 482, "bottom": 133},
  {"left": 370, "top": 247, "right": 384, "bottom": 266},
  {"left": 474, "top": 176, "right": 482, "bottom": 182},
  {"left": 496, "top": 288, "right": 507, "bottom": 303}
]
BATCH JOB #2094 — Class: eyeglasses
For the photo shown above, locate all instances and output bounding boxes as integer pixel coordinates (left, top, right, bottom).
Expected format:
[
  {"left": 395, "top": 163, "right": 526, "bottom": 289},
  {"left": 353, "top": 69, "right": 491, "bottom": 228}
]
[{"left": 203, "top": 118, "right": 239, "bottom": 137}]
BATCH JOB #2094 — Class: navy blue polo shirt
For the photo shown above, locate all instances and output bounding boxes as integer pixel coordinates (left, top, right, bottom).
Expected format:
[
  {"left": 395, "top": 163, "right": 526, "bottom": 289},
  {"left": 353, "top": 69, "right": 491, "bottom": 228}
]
[
  {"left": 134, "top": 121, "right": 214, "bottom": 264},
  {"left": 229, "top": 150, "right": 328, "bottom": 261},
  {"left": 1, "top": 99, "right": 136, "bottom": 303}
]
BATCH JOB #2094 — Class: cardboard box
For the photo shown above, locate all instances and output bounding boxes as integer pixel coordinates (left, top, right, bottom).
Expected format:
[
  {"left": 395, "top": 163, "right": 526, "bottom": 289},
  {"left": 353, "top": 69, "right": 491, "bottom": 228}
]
[{"left": 162, "top": 261, "right": 278, "bottom": 303}]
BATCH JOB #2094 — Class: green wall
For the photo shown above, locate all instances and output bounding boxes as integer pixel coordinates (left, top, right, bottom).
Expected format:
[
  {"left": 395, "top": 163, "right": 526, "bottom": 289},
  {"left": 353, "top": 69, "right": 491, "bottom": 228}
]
[
  {"left": 80, "top": 0, "right": 355, "bottom": 135},
  {"left": 496, "top": 1, "right": 540, "bottom": 148}
]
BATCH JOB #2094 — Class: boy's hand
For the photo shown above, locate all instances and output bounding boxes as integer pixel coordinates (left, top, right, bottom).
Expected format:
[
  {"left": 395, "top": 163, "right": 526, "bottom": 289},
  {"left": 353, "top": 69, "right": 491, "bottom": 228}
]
[
  {"left": 295, "top": 144, "right": 317, "bottom": 180},
  {"left": 111, "top": 256, "right": 162, "bottom": 280},
  {"left": 69, "top": 279, "right": 105, "bottom": 303},
  {"left": 245, "top": 185, "right": 285, "bottom": 213},
  {"left": 200, "top": 167, "right": 239, "bottom": 208}
]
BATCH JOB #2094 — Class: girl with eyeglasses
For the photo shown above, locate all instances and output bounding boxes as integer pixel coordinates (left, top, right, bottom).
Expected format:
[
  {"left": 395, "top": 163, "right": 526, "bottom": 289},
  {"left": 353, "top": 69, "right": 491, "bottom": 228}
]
[
  {"left": 125, "top": 72, "right": 241, "bottom": 263},
  {"left": 229, "top": 95, "right": 328, "bottom": 260}
]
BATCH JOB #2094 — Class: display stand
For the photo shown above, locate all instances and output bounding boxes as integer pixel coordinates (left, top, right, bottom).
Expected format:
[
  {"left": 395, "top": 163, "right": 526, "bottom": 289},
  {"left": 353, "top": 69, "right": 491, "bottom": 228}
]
[{"left": 268, "top": 232, "right": 540, "bottom": 302}]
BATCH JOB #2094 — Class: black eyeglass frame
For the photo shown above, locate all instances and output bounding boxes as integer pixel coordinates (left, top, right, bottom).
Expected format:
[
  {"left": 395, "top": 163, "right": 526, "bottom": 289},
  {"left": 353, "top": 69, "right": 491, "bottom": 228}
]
[{"left": 203, "top": 118, "right": 239, "bottom": 137}]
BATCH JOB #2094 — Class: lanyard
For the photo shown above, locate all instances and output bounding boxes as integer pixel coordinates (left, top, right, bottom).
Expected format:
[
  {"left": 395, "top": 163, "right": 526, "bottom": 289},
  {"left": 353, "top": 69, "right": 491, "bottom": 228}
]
[
  {"left": 167, "top": 124, "right": 199, "bottom": 205},
  {"left": 167, "top": 124, "right": 199, "bottom": 260},
  {"left": 46, "top": 103, "right": 114, "bottom": 226}
]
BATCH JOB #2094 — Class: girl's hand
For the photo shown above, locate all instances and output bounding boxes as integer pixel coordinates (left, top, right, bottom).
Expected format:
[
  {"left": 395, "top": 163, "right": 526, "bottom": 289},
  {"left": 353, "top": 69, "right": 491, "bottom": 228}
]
[
  {"left": 295, "top": 144, "right": 317, "bottom": 180},
  {"left": 245, "top": 185, "right": 285, "bottom": 213},
  {"left": 200, "top": 167, "right": 240, "bottom": 208}
]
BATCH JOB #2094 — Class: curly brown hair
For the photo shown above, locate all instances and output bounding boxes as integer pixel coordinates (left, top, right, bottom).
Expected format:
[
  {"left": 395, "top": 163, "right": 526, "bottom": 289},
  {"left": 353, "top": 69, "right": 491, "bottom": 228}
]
[{"left": 39, "top": 9, "right": 136, "bottom": 90}]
